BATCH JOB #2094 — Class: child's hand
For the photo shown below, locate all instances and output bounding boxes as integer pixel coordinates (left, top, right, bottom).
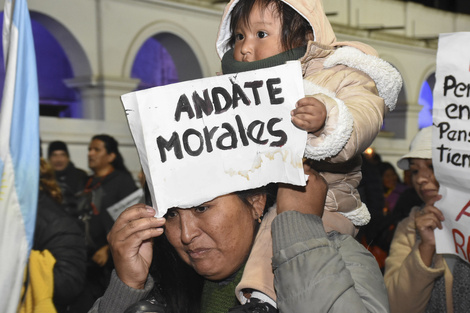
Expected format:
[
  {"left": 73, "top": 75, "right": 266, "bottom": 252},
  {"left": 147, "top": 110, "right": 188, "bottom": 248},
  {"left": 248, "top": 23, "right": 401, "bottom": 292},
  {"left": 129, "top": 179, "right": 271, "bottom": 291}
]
[{"left": 291, "top": 97, "right": 326, "bottom": 136}]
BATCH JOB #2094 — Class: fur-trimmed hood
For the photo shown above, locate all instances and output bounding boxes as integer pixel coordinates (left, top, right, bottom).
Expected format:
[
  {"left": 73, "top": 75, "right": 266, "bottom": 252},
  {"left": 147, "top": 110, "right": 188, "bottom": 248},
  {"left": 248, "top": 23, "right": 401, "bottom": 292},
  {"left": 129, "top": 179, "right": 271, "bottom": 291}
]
[
  {"left": 216, "top": 0, "right": 379, "bottom": 59},
  {"left": 323, "top": 46, "right": 402, "bottom": 111},
  {"left": 216, "top": 0, "right": 402, "bottom": 111}
]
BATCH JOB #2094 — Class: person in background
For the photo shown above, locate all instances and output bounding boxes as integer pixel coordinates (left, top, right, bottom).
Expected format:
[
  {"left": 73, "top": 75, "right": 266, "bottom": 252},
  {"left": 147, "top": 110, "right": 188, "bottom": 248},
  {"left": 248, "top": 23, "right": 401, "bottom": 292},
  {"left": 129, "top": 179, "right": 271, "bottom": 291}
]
[
  {"left": 28, "top": 157, "right": 87, "bottom": 313},
  {"left": 359, "top": 150, "right": 385, "bottom": 223},
  {"left": 79, "top": 134, "right": 138, "bottom": 310},
  {"left": 357, "top": 151, "right": 388, "bottom": 271},
  {"left": 384, "top": 126, "right": 470, "bottom": 313},
  {"left": 386, "top": 183, "right": 423, "bottom": 231},
  {"left": 47, "top": 140, "right": 88, "bottom": 217},
  {"left": 379, "top": 161, "right": 409, "bottom": 215},
  {"left": 356, "top": 161, "right": 411, "bottom": 270},
  {"left": 372, "top": 165, "right": 423, "bottom": 262}
]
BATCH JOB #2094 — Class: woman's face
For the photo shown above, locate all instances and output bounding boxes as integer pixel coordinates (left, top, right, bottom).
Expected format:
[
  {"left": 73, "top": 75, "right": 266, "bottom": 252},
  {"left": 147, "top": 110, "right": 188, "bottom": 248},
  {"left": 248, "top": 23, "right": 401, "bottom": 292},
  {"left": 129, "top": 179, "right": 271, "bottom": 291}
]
[
  {"left": 165, "top": 193, "right": 263, "bottom": 281},
  {"left": 409, "top": 158, "right": 439, "bottom": 204},
  {"left": 382, "top": 168, "right": 398, "bottom": 190}
]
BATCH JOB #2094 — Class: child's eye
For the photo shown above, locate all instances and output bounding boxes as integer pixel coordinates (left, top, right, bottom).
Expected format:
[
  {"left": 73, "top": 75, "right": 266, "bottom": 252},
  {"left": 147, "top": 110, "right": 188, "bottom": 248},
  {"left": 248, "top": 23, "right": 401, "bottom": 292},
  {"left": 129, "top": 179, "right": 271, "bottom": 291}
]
[
  {"left": 257, "top": 31, "right": 268, "bottom": 39},
  {"left": 235, "top": 33, "right": 244, "bottom": 41}
]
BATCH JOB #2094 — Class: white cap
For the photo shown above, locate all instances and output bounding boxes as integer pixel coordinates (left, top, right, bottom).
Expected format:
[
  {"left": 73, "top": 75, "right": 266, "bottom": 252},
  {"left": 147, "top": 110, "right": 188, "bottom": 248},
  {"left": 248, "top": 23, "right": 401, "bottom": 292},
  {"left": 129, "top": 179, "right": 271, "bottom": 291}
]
[{"left": 397, "top": 126, "right": 432, "bottom": 170}]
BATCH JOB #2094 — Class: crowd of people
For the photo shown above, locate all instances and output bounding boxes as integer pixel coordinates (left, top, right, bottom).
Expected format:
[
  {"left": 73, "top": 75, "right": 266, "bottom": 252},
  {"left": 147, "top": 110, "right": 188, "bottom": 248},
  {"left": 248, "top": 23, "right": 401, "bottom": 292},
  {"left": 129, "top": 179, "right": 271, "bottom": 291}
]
[
  {"left": 21, "top": 134, "right": 138, "bottom": 313},
  {"left": 30, "top": 125, "right": 469, "bottom": 313},
  {"left": 20, "top": 0, "right": 468, "bottom": 312}
]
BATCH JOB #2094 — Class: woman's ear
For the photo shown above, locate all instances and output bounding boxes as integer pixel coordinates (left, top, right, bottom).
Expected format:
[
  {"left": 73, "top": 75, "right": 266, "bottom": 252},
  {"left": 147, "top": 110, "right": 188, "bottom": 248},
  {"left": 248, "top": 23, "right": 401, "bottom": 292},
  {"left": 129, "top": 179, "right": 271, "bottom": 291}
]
[{"left": 248, "top": 194, "right": 267, "bottom": 220}]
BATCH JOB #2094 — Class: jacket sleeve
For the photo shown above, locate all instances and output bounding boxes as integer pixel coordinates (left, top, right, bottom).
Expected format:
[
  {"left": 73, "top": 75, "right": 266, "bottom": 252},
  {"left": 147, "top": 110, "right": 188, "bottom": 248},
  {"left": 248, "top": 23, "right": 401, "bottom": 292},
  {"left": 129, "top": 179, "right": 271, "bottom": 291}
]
[
  {"left": 383, "top": 210, "right": 445, "bottom": 313},
  {"left": 119, "top": 172, "right": 138, "bottom": 198},
  {"left": 303, "top": 70, "right": 384, "bottom": 162},
  {"left": 303, "top": 47, "right": 402, "bottom": 162},
  {"left": 272, "top": 211, "right": 389, "bottom": 313},
  {"left": 88, "top": 270, "right": 154, "bottom": 313},
  {"left": 41, "top": 213, "right": 87, "bottom": 306},
  {"left": 33, "top": 193, "right": 86, "bottom": 305}
]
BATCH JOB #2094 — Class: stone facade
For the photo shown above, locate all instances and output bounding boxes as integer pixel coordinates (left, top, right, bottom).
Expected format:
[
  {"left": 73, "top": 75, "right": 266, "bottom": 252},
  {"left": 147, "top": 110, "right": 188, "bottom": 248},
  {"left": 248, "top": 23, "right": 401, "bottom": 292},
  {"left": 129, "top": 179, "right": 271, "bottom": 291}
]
[{"left": 11, "top": 0, "right": 470, "bottom": 179}]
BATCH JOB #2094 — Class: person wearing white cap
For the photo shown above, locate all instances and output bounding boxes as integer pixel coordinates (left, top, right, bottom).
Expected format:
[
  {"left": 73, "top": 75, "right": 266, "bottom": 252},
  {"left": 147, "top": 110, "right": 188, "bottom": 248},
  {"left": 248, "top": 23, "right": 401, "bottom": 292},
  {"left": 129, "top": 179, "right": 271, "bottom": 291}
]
[{"left": 384, "top": 126, "right": 470, "bottom": 313}]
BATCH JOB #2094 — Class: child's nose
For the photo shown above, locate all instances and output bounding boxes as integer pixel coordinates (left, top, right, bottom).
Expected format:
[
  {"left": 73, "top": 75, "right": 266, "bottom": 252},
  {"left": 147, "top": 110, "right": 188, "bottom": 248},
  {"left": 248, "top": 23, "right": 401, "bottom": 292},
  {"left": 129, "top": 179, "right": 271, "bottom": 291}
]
[{"left": 240, "top": 39, "right": 252, "bottom": 55}]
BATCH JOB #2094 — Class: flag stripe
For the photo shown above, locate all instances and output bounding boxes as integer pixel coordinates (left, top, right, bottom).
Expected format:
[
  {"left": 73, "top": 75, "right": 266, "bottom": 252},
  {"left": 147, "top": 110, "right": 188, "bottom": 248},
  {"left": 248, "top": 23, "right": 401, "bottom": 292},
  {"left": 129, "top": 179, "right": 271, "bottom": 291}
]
[
  {"left": 10, "top": 0, "right": 39, "bottom": 243},
  {"left": 0, "top": 0, "right": 39, "bottom": 312}
]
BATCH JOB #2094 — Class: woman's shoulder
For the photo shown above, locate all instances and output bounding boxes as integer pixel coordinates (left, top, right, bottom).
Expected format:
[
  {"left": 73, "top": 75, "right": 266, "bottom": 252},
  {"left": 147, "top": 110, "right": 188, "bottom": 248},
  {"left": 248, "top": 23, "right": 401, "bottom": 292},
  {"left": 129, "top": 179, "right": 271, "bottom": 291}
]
[
  {"left": 105, "top": 169, "right": 137, "bottom": 186},
  {"left": 107, "top": 168, "right": 131, "bottom": 178},
  {"left": 37, "top": 191, "right": 70, "bottom": 221},
  {"left": 35, "top": 192, "right": 83, "bottom": 248}
]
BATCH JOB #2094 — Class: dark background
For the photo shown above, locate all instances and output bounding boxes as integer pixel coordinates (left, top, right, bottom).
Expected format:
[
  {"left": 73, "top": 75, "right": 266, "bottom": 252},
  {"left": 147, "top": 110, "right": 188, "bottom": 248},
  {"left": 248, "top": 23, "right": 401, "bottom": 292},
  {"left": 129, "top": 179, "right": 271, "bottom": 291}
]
[{"left": 398, "top": 0, "right": 470, "bottom": 14}]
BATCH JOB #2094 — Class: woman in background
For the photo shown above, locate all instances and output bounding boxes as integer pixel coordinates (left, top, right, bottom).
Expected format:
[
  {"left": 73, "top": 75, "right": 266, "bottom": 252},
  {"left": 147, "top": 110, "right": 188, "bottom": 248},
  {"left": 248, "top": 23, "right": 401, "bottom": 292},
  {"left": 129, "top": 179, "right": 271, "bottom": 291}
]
[
  {"left": 31, "top": 158, "right": 86, "bottom": 313},
  {"left": 384, "top": 126, "right": 470, "bottom": 313}
]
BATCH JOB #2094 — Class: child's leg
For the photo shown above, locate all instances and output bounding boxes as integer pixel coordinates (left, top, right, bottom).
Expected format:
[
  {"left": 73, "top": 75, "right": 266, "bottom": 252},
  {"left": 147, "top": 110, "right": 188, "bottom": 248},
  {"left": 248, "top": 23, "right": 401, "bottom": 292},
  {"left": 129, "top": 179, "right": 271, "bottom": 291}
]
[
  {"left": 236, "top": 206, "right": 277, "bottom": 303},
  {"left": 320, "top": 171, "right": 366, "bottom": 236},
  {"left": 322, "top": 209, "right": 359, "bottom": 236}
]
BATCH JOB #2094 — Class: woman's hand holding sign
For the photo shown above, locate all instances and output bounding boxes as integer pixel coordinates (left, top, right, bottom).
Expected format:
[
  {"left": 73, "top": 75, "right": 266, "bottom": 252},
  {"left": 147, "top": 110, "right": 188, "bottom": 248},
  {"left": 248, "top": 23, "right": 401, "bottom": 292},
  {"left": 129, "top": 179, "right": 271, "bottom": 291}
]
[
  {"left": 107, "top": 204, "right": 165, "bottom": 289},
  {"left": 415, "top": 195, "right": 445, "bottom": 267}
]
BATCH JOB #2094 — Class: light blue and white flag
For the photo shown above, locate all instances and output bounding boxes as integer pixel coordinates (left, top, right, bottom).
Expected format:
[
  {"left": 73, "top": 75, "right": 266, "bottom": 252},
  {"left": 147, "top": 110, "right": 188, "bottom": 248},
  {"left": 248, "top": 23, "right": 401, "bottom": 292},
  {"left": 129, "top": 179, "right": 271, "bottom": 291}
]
[{"left": 0, "top": 0, "right": 39, "bottom": 311}]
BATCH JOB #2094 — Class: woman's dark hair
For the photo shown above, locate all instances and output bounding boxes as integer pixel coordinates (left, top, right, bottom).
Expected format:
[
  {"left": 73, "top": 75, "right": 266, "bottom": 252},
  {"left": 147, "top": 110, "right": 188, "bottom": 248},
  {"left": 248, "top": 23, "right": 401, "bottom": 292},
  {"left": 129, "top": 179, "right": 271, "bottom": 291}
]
[
  {"left": 379, "top": 162, "right": 403, "bottom": 195},
  {"left": 228, "top": 0, "right": 312, "bottom": 52},
  {"left": 236, "top": 183, "right": 277, "bottom": 219},
  {"left": 39, "top": 157, "right": 63, "bottom": 204},
  {"left": 379, "top": 162, "right": 402, "bottom": 182},
  {"left": 92, "top": 134, "right": 129, "bottom": 173},
  {"left": 147, "top": 184, "right": 276, "bottom": 312},
  {"left": 151, "top": 233, "right": 204, "bottom": 313}
]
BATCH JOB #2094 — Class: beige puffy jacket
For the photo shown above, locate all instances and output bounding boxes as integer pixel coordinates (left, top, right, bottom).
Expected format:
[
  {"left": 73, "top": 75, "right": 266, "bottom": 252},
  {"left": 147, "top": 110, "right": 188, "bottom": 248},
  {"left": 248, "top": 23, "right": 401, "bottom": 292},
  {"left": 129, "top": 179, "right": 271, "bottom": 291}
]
[
  {"left": 384, "top": 206, "right": 453, "bottom": 313},
  {"left": 216, "top": 0, "right": 402, "bottom": 228}
]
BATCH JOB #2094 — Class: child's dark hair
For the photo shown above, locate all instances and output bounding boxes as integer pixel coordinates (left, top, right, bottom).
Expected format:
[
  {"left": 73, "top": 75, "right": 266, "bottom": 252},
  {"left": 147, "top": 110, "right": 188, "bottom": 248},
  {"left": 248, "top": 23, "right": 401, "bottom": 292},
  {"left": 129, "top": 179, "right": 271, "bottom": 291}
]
[{"left": 228, "top": 0, "right": 312, "bottom": 52}]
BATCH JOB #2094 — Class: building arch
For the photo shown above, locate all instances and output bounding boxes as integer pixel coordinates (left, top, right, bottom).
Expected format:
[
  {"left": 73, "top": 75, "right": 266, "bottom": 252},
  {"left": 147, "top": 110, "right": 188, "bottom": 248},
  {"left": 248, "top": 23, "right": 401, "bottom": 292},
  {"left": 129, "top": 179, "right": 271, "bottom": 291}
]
[
  {"left": 417, "top": 71, "right": 436, "bottom": 129},
  {"left": 377, "top": 55, "right": 408, "bottom": 138},
  {"left": 123, "top": 21, "right": 208, "bottom": 84},
  {"left": 131, "top": 36, "right": 178, "bottom": 90},
  {"left": 0, "top": 11, "right": 92, "bottom": 118},
  {"left": 30, "top": 12, "right": 92, "bottom": 78},
  {"left": 29, "top": 12, "right": 92, "bottom": 118},
  {"left": 414, "top": 64, "right": 436, "bottom": 104}
]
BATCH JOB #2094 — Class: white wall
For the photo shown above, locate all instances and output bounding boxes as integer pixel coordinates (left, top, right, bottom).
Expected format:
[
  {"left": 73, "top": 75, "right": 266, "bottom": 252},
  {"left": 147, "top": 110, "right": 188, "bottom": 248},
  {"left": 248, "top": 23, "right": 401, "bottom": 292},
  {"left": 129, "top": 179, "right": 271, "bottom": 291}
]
[{"left": 3, "top": 0, "right": 469, "bottom": 180}]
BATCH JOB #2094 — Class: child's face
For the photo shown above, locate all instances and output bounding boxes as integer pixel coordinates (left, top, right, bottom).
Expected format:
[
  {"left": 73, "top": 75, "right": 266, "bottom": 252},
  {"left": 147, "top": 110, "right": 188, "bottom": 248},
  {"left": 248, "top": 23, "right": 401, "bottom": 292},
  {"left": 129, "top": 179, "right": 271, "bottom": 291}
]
[{"left": 233, "top": 3, "right": 284, "bottom": 62}]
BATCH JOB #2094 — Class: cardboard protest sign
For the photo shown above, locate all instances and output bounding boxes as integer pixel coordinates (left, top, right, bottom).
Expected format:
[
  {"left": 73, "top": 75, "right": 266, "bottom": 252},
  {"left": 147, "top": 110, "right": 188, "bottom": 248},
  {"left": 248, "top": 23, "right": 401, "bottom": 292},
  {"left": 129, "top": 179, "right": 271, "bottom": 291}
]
[
  {"left": 433, "top": 32, "right": 470, "bottom": 262},
  {"left": 107, "top": 188, "right": 144, "bottom": 221},
  {"left": 122, "top": 61, "right": 307, "bottom": 217}
]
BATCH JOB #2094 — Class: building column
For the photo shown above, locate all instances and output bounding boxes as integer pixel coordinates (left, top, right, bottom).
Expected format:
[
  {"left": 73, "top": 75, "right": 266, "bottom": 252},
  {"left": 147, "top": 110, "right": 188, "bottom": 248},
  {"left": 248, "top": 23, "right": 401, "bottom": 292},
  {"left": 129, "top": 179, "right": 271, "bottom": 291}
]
[
  {"left": 405, "top": 102, "right": 422, "bottom": 138},
  {"left": 65, "top": 76, "right": 140, "bottom": 122}
]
